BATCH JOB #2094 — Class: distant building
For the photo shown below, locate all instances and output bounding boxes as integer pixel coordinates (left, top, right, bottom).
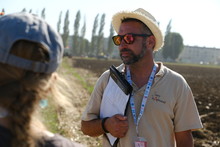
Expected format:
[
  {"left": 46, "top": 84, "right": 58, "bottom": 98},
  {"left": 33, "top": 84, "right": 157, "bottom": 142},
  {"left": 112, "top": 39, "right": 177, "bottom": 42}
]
[
  {"left": 178, "top": 45, "right": 220, "bottom": 65},
  {"left": 154, "top": 45, "right": 220, "bottom": 65}
]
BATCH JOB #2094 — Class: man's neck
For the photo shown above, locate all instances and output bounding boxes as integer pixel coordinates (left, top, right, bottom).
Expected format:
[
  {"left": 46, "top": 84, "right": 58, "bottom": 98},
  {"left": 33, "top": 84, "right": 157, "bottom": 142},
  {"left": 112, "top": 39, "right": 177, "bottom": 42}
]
[
  {"left": 129, "top": 59, "right": 155, "bottom": 76},
  {"left": 127, "top": 60, "right": 156, "bottom": 88}
]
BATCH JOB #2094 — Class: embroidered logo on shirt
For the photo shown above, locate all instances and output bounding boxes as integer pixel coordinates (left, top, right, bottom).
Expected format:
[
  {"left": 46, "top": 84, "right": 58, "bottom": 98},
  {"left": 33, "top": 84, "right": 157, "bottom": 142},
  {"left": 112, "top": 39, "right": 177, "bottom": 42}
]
[{"left": 151, "top": 94, "right": 166, "bottom": 104}]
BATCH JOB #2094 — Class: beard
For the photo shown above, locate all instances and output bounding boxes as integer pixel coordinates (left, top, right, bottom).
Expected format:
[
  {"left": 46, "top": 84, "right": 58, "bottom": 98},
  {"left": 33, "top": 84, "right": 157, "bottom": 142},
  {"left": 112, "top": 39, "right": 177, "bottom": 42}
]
[{"left": 120, "top": 43, "right": 146, "bottom": 65}]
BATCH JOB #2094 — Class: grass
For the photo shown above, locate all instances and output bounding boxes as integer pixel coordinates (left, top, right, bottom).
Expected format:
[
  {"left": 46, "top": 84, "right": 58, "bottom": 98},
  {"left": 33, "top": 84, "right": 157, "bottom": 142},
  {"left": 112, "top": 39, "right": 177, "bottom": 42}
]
[
  {"left": 41, "top": 57, "right": 95, "bottom": 134},
  {"left": 61, "top": 57, "right": 94, "bottom": 94},
  {"left": 40, "top": 100, "right": 60, "bottom": 133},
  {"left": 40, "top": 58, "right": 94, "bottom": 134}
]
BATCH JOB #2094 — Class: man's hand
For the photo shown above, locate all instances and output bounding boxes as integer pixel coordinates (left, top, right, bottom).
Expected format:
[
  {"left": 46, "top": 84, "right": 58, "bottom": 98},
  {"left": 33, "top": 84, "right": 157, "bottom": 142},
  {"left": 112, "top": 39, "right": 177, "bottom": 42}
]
[{"left": 105, "top": 114, "right": 129, "bottom": 138}]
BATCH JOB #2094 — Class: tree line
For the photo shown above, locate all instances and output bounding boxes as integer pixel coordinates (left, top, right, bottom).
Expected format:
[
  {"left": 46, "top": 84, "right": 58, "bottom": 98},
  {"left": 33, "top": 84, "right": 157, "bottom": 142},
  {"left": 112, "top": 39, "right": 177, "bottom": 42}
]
[
  {"left": 1, "top": 8, "right": 184, "bottom": 61},
  {"left": 57, "top": 9, "right": 115, "bottom": 58}
]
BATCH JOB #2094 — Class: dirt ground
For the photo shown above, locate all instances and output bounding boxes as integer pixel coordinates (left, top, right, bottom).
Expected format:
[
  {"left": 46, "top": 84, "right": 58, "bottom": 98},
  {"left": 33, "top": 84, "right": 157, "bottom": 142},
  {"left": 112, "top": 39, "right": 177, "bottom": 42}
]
[
  {"left": 57, "top": 59, "right": 102, "bottom": 147},
  {"left": 58, "top": 57, "right": 220, "bottom": 147}
]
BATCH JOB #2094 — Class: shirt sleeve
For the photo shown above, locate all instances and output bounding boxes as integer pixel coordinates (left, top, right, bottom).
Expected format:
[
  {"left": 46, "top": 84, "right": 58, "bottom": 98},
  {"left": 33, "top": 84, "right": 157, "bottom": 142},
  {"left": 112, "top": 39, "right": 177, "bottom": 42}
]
[{"left": 173, "top": 76, "right": 203, "bottom": 132}]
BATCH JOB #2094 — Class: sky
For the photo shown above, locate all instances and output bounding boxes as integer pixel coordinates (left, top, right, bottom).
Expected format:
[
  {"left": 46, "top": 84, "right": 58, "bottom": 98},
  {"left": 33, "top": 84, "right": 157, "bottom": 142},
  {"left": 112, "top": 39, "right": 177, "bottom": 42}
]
[{"left": 1, "top": 0, "right": 220, "bottom": 48}]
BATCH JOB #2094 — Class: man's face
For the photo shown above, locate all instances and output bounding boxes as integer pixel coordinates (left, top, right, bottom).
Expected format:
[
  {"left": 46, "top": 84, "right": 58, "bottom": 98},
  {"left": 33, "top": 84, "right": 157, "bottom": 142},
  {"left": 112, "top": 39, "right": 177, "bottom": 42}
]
[{"left": 118, "top": 21, "right": 147, "bottom": 65}]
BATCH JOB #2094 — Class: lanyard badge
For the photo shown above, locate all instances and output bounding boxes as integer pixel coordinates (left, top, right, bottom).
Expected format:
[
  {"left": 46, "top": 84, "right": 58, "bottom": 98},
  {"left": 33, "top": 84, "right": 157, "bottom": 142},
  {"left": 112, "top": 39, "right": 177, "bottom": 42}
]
[{"left": 135, "top": 137, "right": 147, "bottom": 147}]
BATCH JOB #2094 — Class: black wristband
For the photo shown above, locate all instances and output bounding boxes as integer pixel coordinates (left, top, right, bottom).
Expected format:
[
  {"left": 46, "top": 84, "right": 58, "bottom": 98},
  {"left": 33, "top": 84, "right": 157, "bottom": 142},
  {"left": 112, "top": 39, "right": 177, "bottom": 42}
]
[{"left": 101, "top": 117, "right": 109, "bottom": 133}]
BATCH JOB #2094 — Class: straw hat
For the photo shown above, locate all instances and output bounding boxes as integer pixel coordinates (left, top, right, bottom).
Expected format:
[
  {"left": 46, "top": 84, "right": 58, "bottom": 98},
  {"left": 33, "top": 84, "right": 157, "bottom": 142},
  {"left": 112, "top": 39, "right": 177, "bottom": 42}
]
[{"left": 112, "top": 8, "right": 164, "bottom": 51}]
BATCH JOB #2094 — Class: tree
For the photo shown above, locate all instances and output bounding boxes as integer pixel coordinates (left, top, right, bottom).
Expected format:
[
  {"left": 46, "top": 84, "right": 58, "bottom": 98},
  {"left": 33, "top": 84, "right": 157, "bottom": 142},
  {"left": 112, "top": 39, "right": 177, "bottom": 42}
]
[
  {"left": 107, "top": 23, "right": 115, "bottom": 56},
  {"left": 162, "top": 20, "right": 184, "bottom": 61},
  {"left": 162, "top": 32, "right": 184, "bottom": 60},
  {"left": 72, "top": 10, "right": 81, "bottom": 56},
  {"left": 21, "top": 8, "right": 26, "bottom": 12},
  {"left": 57, "top": 11, "right": 62, "bottom": 33},
  {"left": 90, "top": 14, "right": 99, "bottom": 56},
  {"left": 79, "top": 19, "right": 86, "bottom": 55},
  {"left": 62, "top": 10, "right": 70, "bottom": 49},
  {"left": 165, "top": 19, "right": 172, "bottom": 35},
  {"left": 96, "top": 13, "right": 105, "bottom": 56},
  {"left": 41, "top": 8, "right": 46, "bottom": 19}
]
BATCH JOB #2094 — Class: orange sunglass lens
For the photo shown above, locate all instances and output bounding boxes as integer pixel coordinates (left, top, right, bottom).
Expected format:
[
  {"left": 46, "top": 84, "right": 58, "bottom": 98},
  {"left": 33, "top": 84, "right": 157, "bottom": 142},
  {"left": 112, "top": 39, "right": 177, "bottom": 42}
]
[{"left": 114, "top": 36, "right": 121, "bottom": 45}]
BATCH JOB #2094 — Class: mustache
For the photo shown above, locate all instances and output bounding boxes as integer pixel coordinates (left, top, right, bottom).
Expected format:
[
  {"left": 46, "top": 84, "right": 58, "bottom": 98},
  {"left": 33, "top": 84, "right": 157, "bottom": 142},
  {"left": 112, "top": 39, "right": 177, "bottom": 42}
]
[{"left": 120, "top": 48, "right": 132, "bottom": 53}]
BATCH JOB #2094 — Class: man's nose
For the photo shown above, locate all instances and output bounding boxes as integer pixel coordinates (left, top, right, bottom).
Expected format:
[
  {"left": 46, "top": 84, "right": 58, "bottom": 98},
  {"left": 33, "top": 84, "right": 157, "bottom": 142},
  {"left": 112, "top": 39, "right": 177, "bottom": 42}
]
[{"left": 118, "top": 39, "right": 127, "bottom": 50}]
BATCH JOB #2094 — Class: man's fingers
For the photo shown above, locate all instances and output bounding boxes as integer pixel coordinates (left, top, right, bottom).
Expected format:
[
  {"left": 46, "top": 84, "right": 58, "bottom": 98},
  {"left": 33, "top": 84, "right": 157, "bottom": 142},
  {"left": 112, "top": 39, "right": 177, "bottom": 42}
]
[{"left": 115, "top": 114, "right": 127, "bottom": 120}]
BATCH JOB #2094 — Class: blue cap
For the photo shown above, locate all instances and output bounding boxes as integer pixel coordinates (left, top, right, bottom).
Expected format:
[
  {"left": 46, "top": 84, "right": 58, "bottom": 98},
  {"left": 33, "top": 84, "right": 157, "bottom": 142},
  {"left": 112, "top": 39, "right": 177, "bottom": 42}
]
[{"left": 0, "top": 12, "right": 64, "bottom": 73}]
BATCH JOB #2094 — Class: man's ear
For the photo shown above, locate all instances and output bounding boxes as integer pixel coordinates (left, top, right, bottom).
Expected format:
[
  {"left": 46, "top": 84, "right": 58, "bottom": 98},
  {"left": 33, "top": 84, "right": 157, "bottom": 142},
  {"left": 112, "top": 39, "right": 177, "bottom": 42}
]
[{"left": 146, "top": 35, "right": 156, "bottom": 50}]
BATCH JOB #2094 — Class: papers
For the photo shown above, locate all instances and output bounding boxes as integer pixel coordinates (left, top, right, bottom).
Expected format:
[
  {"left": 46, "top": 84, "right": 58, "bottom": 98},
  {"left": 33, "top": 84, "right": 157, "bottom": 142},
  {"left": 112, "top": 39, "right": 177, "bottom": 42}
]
[{"left": 100, "top": 77, "right": 130, "bottom": 145}]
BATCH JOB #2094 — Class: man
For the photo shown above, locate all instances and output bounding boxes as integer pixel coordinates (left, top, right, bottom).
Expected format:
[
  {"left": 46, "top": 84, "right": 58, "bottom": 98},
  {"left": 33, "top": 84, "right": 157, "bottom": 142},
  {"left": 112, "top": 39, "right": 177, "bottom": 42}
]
[{"left": 81, "top": 8, "right": 202, "bottom": 147}]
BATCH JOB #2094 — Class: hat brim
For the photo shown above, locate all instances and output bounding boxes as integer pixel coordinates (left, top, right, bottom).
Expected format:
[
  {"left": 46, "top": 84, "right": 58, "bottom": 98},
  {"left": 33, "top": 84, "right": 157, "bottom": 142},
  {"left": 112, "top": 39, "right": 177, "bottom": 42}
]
[{"left": 112, "top": 11, "right": 163, "bottom": 51}]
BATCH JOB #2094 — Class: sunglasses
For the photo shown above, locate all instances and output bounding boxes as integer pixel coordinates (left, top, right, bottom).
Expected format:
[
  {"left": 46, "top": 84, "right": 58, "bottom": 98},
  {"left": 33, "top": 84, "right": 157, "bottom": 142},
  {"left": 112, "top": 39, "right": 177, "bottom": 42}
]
[{"left": 112, "top": 33, "right": 151, "bottom": 46}]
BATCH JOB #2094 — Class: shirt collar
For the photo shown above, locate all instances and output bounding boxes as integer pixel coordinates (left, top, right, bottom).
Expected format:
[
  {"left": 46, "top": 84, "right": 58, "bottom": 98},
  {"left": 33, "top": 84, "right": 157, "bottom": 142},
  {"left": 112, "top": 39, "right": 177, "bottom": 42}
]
[{"left": 155, "top": 62, "right": 165, "bottom": 77}]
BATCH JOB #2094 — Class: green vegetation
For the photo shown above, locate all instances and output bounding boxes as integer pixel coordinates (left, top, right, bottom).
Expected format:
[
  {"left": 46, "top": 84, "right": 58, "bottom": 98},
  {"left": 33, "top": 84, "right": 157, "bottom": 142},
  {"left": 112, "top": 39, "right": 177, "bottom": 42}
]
[
  {"left": 40, "top": 101, "right": 60, "bottom": 133},
  {"left": 62, "top": 10, "right": 70, "bottom": 48},
  {"left": 162, "top": 20, "right": 184, "bottom": 61},
  {"left": 40, "top": 57, "right": 95, "bottom": 135},
  {"left": 61, "top": 57, "right": 94, "bottom": 94}
]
